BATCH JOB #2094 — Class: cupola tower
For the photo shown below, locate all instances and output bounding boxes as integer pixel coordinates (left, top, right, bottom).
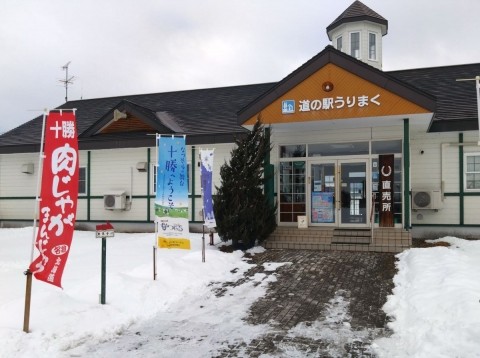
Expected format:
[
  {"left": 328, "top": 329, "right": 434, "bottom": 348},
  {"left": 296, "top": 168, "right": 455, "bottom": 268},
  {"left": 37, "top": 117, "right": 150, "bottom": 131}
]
[{"left": 326, "top": 1, "right": 388, "bottom": 69}]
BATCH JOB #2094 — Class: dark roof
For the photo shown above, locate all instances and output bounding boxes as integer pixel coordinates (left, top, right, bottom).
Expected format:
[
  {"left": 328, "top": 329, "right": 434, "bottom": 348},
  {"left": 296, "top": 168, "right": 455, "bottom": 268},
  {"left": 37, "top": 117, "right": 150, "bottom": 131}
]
[
  {"left": 238, "top": 46, "right": 437, "bottom": 124},
  {"left": 326, "top": 1, "right": 388, "bottom": 37},
  {"left": 1, "top": 47, "right": 479, "bottom": 153},
  {"left": 388, "top": 63, "right": 480, "bottom": 132},
  {"left": 0, "top": 83, "right": 274, "bottom": 153}
]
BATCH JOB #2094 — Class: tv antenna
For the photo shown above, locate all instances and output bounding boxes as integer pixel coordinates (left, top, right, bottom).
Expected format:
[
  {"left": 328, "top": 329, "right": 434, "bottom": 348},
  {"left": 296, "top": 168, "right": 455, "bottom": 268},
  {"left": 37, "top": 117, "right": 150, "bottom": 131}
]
[{"left": 59, "top": 61, "right": 75, "bottom": 102}]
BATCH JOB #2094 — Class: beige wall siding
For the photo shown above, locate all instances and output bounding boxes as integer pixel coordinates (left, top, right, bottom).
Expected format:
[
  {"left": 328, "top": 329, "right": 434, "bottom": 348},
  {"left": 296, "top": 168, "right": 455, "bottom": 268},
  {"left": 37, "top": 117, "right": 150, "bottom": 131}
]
[
  {"left": 464, "top": 196, "right": 480, "bottom": 225},
  {"left": 89, "top": 148, "right": 149, "bottom": 197},
  {"left": 0, "top": 153, "right": 39, "bottom": 197},
  {"left": 411, "top": 197, "right": 459, "bottom": 225}
]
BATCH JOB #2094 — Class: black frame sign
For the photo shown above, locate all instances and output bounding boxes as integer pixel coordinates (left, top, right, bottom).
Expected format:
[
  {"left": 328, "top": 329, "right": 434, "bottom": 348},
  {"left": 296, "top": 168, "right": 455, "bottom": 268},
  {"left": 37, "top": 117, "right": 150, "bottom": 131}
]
[{"left": 379, "top": 154, "right": 394, "bottom": 227}]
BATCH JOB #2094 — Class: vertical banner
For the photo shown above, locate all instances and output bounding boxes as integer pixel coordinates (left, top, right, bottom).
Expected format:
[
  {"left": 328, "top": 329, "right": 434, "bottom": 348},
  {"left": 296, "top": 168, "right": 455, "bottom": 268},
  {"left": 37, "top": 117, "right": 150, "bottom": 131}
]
[
  {"left": 156, "top": 135, "right": 190, "bottom": 249},
  {"left": 29, "top": 111, "right": 79, "bottom": 288},
  {"left": 379, "top": 154, "right": 395, "bottom": 227},
  {"left": 200, "top": 149, "right": 216, "bottom": 228}
]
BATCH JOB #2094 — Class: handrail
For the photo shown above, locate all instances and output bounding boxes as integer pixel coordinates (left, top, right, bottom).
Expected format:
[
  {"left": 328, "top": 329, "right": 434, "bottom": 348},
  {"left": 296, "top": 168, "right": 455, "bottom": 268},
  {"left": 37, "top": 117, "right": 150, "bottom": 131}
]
[{"left": 370, "top": 193, "right": 377, "bottom": 244}]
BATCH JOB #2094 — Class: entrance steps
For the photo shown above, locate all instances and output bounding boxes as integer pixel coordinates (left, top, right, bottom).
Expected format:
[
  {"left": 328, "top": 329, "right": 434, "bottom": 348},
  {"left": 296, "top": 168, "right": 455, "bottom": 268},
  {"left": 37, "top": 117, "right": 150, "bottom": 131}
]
[{"left": 265, "top": 226, "right": 411, "bottom": 253}]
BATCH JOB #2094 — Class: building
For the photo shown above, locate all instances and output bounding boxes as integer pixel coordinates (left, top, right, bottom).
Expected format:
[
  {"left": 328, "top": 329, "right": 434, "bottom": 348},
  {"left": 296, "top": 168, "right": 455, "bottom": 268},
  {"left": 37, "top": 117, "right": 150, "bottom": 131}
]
[{"left": 1, "top": 1, "right": 479, "bottom": 252}]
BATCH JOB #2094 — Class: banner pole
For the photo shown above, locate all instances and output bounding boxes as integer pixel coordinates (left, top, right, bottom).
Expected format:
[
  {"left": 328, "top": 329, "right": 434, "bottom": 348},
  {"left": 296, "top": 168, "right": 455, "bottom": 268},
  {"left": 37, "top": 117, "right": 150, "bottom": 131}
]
[
  {"left": 153, "top": 134, "right": 159, "bottom": 280},
  {"left": 23, "top": 109, "right": 48, "bottom": 333},
  {"left": 202, "top": 224, "right": 205, "bottom": 263}
]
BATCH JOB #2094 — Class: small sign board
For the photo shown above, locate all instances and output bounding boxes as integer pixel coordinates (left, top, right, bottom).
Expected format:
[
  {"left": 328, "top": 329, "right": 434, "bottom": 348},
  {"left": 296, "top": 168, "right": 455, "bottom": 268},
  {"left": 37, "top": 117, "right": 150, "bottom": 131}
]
[
  {"left": 96, "top": 222, "right": 115, "bottom": 238},
  {"left": 297, "top": 215, "right": 308, "bottom": 229},
  {"left": 158, "top": 237, "right": 191, "bottom": 249}
]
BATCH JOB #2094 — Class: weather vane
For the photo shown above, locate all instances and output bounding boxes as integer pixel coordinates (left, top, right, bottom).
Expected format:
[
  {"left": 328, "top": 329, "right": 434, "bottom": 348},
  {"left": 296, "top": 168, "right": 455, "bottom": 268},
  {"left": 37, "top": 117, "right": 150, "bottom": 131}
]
[{"left": 59, "top": 61, "right": 75, "bottom": 102}]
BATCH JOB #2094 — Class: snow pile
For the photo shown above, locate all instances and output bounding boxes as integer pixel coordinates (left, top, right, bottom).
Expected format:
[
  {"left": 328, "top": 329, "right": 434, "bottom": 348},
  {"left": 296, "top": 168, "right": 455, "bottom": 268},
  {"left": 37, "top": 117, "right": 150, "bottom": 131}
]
[
  {"left": 2, "top": 227, "right": 480, "bottom": 357},
  {"left": 0, "top": 228, "right": 263, "bottom": 357},
  {"left": 373, "top": 237, "right": 480, "bottom": 357}
]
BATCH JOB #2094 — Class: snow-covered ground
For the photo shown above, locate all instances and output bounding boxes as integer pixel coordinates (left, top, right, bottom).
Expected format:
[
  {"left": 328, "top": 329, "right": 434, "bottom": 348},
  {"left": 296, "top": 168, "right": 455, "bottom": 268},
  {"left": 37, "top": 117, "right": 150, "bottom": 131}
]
[{"left": 1, "top": 228, "right": 479, "bottom": 357}]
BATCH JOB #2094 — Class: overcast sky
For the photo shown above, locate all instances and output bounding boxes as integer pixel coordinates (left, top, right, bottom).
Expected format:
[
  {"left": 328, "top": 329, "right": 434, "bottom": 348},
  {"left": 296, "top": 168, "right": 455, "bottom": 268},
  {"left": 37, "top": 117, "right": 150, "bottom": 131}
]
[{"left": 1, "top": 0, "right": 479, "bottom": 134}]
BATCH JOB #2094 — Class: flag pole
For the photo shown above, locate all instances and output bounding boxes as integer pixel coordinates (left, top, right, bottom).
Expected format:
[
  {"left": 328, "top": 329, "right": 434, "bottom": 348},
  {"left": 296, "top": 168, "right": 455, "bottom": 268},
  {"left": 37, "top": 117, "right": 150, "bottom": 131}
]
[
  {"left": 23, "top": 109, "right": 48, "bottom": 333},
  {"left": 153, "top": 134, "right": 159, "bottom": 280}
]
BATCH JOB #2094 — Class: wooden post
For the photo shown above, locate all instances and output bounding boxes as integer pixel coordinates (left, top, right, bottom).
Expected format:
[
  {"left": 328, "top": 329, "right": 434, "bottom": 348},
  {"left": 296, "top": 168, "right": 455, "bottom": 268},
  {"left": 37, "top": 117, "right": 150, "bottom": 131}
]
[
  {"left": 153, "top": 246, "right": 157, "bottom": 280},
  {"left": 23, "top": 270, "right": 33, "bottom": 333},
  {"left": 100, "top": 237, "right": 106, "bottom": 304}
]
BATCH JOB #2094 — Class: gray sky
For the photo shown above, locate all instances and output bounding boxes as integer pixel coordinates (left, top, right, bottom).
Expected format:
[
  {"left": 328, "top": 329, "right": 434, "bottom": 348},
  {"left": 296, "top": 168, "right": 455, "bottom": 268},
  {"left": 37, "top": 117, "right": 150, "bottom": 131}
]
[{"left": 1, "top": 0, "right": 479, "bottom": 134}]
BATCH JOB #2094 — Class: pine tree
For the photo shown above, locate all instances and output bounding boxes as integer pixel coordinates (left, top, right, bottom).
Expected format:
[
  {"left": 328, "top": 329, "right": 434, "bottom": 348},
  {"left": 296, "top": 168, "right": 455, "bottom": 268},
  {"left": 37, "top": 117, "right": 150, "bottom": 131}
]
[{"left": 213, "top": 119, "right": 277, "bottom": 250}]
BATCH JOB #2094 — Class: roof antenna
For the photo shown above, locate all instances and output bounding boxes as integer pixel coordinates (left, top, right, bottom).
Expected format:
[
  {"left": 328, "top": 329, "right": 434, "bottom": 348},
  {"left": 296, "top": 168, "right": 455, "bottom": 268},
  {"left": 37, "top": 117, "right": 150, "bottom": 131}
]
[{"left": 59, "top": 61, "right": 75, "bottom": 102}]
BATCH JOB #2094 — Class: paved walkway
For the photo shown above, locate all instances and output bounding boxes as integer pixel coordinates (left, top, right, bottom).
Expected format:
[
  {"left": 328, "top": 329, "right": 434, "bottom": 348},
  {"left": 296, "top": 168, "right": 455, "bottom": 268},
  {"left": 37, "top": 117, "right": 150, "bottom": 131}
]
[{"left": 214, "top": 249, "right": 396, "bottom": 357}]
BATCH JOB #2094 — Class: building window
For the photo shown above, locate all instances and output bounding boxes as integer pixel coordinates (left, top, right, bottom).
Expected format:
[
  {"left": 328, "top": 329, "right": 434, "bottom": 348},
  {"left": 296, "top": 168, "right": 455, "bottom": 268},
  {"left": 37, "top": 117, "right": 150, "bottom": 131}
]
[
  {"left": 279, "top": 161, "right": 306, "bottom": 222},
  {"left": 336, "top": 36, "right": 343, "bottom": 52},
  {"left": 152, "top": 163, "right": 191, "bottom": 194},
  {"left": 465, "top": 154, "right": 480, "bottom": 190},
  {"left": 350, "top": 32, "right": 360, "bottom": 58},
  {"left": 78, "top": 167, "right": 87, "bottom": 195},
  {"left": 369, "top": 33, "right": 377, "bottom": 60},
  {"left": 280, "top": 144, "right": 306, "bottom": 158}
]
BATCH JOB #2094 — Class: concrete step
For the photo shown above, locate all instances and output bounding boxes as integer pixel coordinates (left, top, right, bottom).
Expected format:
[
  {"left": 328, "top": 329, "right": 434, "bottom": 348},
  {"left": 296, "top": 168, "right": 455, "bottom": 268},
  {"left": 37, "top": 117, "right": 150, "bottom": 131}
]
[
  {"left": 331, "top": 236, "right": 371, "bottom": 244},
  {"left": 264, "top": 240, "right": 407, "bottom": 253}
]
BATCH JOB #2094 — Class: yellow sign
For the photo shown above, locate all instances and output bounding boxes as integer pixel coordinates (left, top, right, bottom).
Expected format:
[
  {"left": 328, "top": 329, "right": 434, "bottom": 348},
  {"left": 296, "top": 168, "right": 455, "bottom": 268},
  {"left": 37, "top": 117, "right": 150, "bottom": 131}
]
[{"left": 158, "top": 237, "right": 191, "bottom": 250}]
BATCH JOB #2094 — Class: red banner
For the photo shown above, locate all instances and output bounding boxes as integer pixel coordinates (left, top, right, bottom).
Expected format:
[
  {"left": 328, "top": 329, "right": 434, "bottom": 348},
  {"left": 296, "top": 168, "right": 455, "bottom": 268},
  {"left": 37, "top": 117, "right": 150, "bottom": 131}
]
[{"left": 29, "top": 111, "right": 79, "bottom": 288}]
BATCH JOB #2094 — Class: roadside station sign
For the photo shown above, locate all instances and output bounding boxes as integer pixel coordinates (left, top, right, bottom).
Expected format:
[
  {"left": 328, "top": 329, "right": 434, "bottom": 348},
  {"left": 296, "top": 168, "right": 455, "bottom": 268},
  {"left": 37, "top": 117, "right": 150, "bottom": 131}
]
[{"left": 96, "top": 222, "right": 115, "bottom": 238}]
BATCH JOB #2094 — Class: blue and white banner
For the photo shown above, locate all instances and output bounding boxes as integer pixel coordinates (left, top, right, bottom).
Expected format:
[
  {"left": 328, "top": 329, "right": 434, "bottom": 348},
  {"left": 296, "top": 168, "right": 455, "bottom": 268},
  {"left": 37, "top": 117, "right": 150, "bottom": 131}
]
[
  {"left": 200, "top": 149, "right": 216, "bottom": 228},
  {"left": 155, "top": 135, "right": 190, "bottom": 249}
]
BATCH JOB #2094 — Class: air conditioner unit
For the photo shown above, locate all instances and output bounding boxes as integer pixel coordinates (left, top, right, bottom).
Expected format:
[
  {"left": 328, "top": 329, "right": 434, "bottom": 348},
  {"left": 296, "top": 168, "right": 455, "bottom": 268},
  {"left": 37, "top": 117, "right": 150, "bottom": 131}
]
[
  {"left": 104, "top": 191, "right": 127, "bottom": 210},
  {"left": 412, "top": 190, "right": 443, "bottom": 210}
]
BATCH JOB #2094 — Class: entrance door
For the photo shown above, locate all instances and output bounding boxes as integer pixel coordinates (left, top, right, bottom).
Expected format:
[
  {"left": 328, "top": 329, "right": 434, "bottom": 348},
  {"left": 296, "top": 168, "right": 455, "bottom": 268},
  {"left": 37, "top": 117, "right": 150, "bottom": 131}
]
[{"left": 309, "top": 160, "right": 369, "bottom": 227}]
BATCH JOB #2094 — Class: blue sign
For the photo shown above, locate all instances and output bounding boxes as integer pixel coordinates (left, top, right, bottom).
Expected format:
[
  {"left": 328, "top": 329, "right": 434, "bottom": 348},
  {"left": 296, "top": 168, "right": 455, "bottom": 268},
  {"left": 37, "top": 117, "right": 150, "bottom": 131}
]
[
  {"left": 282, "top": 100, "right": 295, "bottom": 114},
  {"left": 200, "top": 149, "right": 216, "bottom": 228},
  {"left": 155, "top": 135, "right": 190, "bottom": 246}
]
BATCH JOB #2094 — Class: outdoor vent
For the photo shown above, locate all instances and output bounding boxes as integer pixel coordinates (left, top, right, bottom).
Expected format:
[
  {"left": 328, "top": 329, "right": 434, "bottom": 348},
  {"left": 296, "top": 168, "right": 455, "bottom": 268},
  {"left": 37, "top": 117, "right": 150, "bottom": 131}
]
[
  {"left": 104, "top": 191, "right": 127, "bottom": 210},
  {"left": 21, "top": 163, "right": 34, "bottom": 174},
  {"left": 136, "top": 162, "right": 148, "bottom": 172},
  {"left": 412, "top": 190, "right": 443, "bottom": 210}
]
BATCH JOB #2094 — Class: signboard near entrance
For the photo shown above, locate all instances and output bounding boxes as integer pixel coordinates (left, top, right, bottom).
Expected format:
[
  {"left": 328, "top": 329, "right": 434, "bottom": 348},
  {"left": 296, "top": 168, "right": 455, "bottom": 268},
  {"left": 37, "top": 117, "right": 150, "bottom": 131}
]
[
  {"left": 379, "top": 154, "right": 394, "bottom": 227},
  {"left": 311, "top": 192, "right": 335, "bottom": 223}
]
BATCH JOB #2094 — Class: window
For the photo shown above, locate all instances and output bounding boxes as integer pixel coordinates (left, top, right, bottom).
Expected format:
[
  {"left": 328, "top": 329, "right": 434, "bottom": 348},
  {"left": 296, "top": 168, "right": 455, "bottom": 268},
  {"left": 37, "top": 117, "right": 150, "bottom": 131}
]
[
  {"left": 350, "top": 32, "right": 360, "bottom": 58},
  {"left": 78, "top": 167, "right": 87, "bottom": 195},
  {"left": 280, "top": 144, "right": 306, "bottom": 158},
  {"left": 369, "top": 33, "right": 377, "bottom": 60},
  {"left": 308, "top": 142, "right": 369, "bottom": 157},
  {"left": 336, "top": 36, "right": 343, "bottom": 52},
  {"left": 465, "top": 154, "right": 480, "bottom": 190},
  {"left": 372, "top": 140, "right": 402, "bottom": 154},
  {"left": 151, "top": 163, "right": 191, "bottom": 194},
  {"left": 279, "top": 161, "right": 306, "bottom": 222}
]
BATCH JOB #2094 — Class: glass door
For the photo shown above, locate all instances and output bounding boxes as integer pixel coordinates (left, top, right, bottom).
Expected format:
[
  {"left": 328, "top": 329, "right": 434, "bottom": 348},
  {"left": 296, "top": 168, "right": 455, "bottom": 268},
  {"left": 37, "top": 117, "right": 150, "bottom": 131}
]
[
  {"left": 309, "top": 159, "right": 369, "bottom": 227},
  {"left": 310, "top": 162, "right": 336, "bottom": 224},
  {"left": 339, "top": 160, "right": 368, "bottom": 226}
]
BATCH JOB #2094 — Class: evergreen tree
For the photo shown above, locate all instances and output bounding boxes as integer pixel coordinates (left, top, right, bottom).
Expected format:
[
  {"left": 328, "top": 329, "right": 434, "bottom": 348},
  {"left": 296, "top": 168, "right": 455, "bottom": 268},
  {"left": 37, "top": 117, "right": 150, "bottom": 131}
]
[{"left": 213, "top": 119, "right": 277, "bottom": 249}]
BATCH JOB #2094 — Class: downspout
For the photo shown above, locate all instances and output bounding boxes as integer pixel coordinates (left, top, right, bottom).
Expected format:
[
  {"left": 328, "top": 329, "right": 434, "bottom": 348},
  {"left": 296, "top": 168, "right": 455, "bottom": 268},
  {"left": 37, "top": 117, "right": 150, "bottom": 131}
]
[
  {"left": 264, "top": 126, "right": 275, "bottom": 210},
  {"left": 147, "top": 148, "right": 151, "bottom": 221},
  {"left": 191, "top": 146, "right": 196, "bottom": 222},
  {"left": 459, "top": 133, "right": 464, "bottom": 225},
  {"left": 403, "top": 118, "right": 410, "bottom": 230},
  {"left": 87, "top": 150, "right": 91, "bottom": 221}
]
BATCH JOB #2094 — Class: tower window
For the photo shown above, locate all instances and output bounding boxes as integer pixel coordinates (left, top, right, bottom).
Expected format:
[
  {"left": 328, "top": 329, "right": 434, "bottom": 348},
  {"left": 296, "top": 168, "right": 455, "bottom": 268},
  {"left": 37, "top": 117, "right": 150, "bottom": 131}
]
[
  {"left": 350, "top": 32, "right": 360, "bottom": 58},
  {"left": 369, "top": 33, "right": 377, "bottom": 60},
  {"left": 336, "top": 36, "right": 343, "bottom": 52}
]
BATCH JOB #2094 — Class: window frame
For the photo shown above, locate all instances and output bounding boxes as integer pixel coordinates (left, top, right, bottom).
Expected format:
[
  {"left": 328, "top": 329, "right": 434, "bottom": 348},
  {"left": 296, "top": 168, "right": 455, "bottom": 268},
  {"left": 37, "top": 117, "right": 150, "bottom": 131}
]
[
  {"left": 464, "top": 153, "right": 480, "bottom": 191},
  {"left": 78, "top": 166, "right": 87, "bottom": 195},
  {"left": 350, "top": 31, "right": 361, "bottom": 59},
  {"left": 368, "top": 32, "right": 377, "bottom": 61},
  {"left": 336, "top": 36, "right": 343, "bottom": 52}
]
